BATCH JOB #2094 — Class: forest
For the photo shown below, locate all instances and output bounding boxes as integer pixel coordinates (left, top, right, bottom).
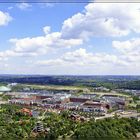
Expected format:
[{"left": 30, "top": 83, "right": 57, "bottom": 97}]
[
  {"left": 0, "top": 75, "right": 140, "bottom": 90},
  {"left": 0, "top": 104, "right": 140, "bottom": 139}
]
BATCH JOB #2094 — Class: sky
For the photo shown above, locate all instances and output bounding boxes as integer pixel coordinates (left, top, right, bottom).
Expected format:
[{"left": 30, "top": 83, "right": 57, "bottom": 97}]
[{"left": 0, "top": 2, "right": 140, "bottom": 75}]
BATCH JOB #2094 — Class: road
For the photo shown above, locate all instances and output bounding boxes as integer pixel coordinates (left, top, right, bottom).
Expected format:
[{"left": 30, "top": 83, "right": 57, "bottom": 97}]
[{"left": 95, "top": 112, "right": 140, "bottom": 121}]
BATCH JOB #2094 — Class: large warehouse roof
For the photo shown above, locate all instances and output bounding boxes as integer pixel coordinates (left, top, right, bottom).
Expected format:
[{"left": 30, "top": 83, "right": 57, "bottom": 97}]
[{"left": 0, "top": 86, "right": 11, "bottom": 92}]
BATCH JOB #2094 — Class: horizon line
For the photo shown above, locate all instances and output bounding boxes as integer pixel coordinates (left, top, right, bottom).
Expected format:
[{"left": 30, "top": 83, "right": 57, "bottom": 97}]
[{"left": 0, "top": 74, "right": 140, "bottom": 76}]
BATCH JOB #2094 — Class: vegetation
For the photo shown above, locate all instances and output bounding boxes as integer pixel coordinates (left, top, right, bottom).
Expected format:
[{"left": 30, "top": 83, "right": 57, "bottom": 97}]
[
  {"left": 133, "top": 96, "right": 140, "bottom": 103},
  {"left": 0, "top": 83, "right": 6, "bottom": 86},
  {"left": 0, "top": 94, "right": 12, "bottom": 101},
  {"left": 0, "top": 75, "right": 140, "bottom": 90},
  {"left": 74, "top": 117, "right": 140, "bottom": 138},
  {"left": 44, "top": 111, "right": 140, "bottom": 139},
  {"left": 0, "top": 104, "right": 36, "bottom": 139},
  {"left": 0, "top": 105, "right": 140, "bottom": 139},
  {"left": 0, "top": 75, "right": 140, "bottom": 139}
]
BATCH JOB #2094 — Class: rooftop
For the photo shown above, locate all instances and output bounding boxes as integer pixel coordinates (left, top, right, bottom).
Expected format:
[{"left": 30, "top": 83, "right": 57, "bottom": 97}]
[{"left": 0, "top": 86, "right": 11, "bottom": 92}]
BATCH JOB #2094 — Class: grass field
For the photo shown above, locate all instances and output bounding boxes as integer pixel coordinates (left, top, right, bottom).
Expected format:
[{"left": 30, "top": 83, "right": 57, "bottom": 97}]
[
  {"left": 12, "top": 83, "right": 132, "bottom": 98},
  {"left": 95, "top": 92, "right": 131, "bottom": 98},
  {"left": 20, "top": 84, "right": 89, "bottom": 91}
]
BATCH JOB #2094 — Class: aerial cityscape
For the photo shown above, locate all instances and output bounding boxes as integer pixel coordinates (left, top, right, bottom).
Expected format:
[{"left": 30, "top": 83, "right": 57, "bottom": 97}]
[
  {"left": 0, "top": 75, "right": 140, "bottom": 139},
  {"left": 0, "top": 0, "right": 140, "bottom": 139}
]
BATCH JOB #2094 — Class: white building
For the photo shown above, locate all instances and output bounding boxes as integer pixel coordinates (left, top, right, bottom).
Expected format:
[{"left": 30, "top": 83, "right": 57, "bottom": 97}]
[{"left": 0, "top": 86, "right": 11, "bottom": 92}]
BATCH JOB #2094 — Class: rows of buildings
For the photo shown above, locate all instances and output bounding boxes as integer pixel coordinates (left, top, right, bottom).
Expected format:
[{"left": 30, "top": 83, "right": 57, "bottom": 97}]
[
  {"left": 117, "top": 89, "right": 140, "bottom": 98},
  {"left": 7, "top": 91, "right": 130, "bottom": 115}
]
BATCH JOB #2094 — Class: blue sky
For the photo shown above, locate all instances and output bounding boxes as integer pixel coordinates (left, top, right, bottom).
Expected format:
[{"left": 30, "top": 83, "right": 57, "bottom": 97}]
[
  {"left": 0, "top": 3, "right": 85, "bottom": 47},
  {"left": 0, "top": 2, "right": 140, "bottom": 75}
]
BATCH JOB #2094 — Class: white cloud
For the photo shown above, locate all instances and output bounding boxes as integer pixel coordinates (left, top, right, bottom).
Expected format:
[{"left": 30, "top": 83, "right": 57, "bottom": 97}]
[
  {"left": 113, "top": 38, "right": 140, "bottom": 54},
  {"left": 0, "top": 50, "right": 37, "bottom": 59},
  {"left": 8, "top": 6, "right": 13, "bottom": 10},
  {"left": 0, "top": 11, "right": 12, "bottom": 26},
  {"left": 36, "top": 59, "right": 64, "bottom": 66},
  {"left": 16, "top": 3, "right": 32, "bottom": 10},
  {"left": 0, "top": 30, "right": 83, "bottom": 58},
  {"left": 34, "top": 46, "right": 139, "bottom": 75},
  {"left": 3, "top": 3, "right": 140, "bottom": 59},
  {"left": 1, "top": 3, "right": 140, "bottom": 74},
  {"left": 36, "top": 48, "right": 129, "bottom": 67},
  {"left": 8, "top": 31, "right": 83, "bottom": 56},
  {"left": 43, "top": 26, "right": 51, "bottom": 35},
  {"left": 61, "top": 3, "right": 140, "bottom": 39},
  {"left": 112, "top": 38, "right": 140, "bottom": 64}
]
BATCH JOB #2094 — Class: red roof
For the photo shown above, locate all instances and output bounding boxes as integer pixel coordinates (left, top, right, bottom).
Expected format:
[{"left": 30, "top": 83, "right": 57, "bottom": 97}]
[
  {"left": 70, "top": 97, "right": 90, "bottom": 103},
  {"left": 15, "top": 97, "right": 35, "bottom": 101}
]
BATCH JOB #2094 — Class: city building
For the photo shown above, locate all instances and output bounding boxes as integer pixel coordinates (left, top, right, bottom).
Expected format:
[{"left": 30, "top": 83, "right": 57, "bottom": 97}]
[{"left": 0, "top": 86, "right": 11, "bottom": 92}]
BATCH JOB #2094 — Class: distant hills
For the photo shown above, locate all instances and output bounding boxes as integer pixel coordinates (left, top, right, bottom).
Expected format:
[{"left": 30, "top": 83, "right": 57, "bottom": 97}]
[{"left": 0, "top": 75, "right": 140, "bottom": 90}]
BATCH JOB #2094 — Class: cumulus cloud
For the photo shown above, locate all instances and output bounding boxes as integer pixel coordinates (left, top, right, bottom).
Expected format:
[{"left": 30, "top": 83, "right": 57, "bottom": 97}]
[
  {"left": 8, "top": 31, "right": 83, "bottom": 57},
  {"left": 112, "top": 38, "right": 140, "bottom": 64},
  {"left": 36, "top": 59, "right": 64, "bottom": 66},
  {"left": 43, "top": 26, "right": 51, "bottom": 35},
  {"left": 113, "top": 38, "right": 140, "bottom": 54},
  {"left": 62, "top": 49, "right": 126, "bottom": 67},
  {"left": 0, "top": 30, "right": 83, "bottom": 58},
  {"left": 61, "top": 3, "right": 140, "bottom": 39},
  {"left": 1, "top": 3, "right": 140, "bottom": 74},
  {"left": 3, "top": 3, "right": 140, "bottom": 58},
  {"left": 0, "top": 50, "right": 37, "bottom": 59},
  {"left": 0, "top": 11, "right": 12, "bottom": 26},
  {"left": 36, "top": 48, "right": 130, "bottom": 67}
]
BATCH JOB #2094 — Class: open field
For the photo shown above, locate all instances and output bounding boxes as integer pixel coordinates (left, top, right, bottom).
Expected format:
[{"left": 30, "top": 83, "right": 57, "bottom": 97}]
[
  {"left": 12, "top": 84, "right": 132, "bottom": 98},
  {"left": 95, "top": 92, "right": 131, "bottom": 97},
  {"left": 17, "top": 84, "right": 89, "bottom": 91}
]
